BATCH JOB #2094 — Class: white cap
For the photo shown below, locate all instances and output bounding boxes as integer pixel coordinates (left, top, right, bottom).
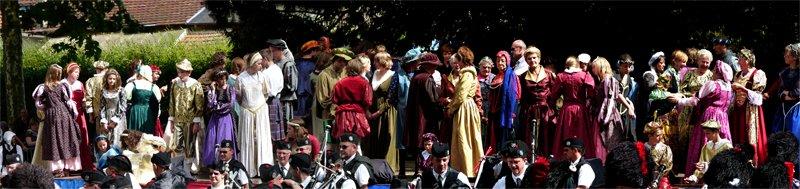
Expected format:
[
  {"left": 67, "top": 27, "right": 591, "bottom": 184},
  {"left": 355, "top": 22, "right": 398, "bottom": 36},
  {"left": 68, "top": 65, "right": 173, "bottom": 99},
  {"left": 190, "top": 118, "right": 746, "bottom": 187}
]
[{"left": 578, "top": 53, "right": 591, "bottom": 64}]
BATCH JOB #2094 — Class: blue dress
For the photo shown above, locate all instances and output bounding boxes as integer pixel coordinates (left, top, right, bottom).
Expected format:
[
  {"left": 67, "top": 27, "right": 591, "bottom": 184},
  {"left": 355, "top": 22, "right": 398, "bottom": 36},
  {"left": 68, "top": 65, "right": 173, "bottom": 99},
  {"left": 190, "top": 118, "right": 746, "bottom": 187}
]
[{"left": 772, "top": 68, "right": 800, "bottom": 138}]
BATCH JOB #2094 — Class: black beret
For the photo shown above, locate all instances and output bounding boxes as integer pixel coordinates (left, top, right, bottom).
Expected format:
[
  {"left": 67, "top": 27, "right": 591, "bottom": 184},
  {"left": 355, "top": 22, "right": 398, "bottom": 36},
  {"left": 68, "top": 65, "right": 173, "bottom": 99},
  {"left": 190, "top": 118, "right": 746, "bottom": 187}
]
[
  {"left": 431, "top": 143, "right": 451, "bottom": 158},
  {"left": 107, "top": 155, "right": 132, "bottom": 173},
  {"left": 274, "top": 141, "right": 291, "bottom": 151},
  {"left": 338, "top": 133, "right": 360, "bottom": 144},
  {"left": 3, "top": 154, "right": 21, "bottom": 166},
  {"left": 295, "top": 138, "right": 312, "bottom": 147},
  {"left": 503, "top": 141, "right": 528, "bottom": 158},
  {"left": 289, "top": 153, "right": 313, "bottom": 170},
  {"left": 220, "top": 140, "right": 235, "bottom": 149},
  {"left": 267, "top": 39, "right": 288, "bottom": 50},
  {"left": 564, "top": 137, "right": 584, "bottom": 149},
  {"left": 81, "top": 170, "right": 109, "bottom": 184},
  {"left": 150, "top": 152, "right": 171, "bottom": 168}
]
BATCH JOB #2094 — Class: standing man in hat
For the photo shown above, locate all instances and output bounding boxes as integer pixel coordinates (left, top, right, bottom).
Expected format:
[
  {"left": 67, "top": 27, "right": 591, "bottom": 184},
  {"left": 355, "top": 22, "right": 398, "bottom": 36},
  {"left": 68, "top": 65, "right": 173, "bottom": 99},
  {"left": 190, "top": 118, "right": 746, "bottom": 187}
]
[
  {"left": 214, "top": 139, "right": 249, "bottom": 188},
  {"left": 418, "top": 142, "right": 470, "bottom": 188},
  {"left": 264, "top": 141, "right": 295, "bottom": 183},
  {"left": 713, "top": 38, "right": 739, "bottom": 73},
  {"left": 337, "top": 133, "right": 374, "bottom": 189},
  {"left": 296, "top": 40, "right": 322, "bottom": 128},
  {"left": 548, "top": 138, "right": 595, "bottom": 189},
  {"left": 145, "top": 152, "right": 184, "bottom": 189},
  {"left": 168, "top": 58, "right": 206, "bottom": 174},
  {"left": 86, "top": 60, "right": 110, "bottom": 140},
  {"left": 315, "top": 48, "right": 353, "bottom": 139},
  {"left": 268, "top": 39, "right": 300, "bottom": 139},
  {"left": 578, "top": 53, "right": 591, "bottom": 72},
  {"left": 405, "top": 52, "right": 444, "bottom": 154}
]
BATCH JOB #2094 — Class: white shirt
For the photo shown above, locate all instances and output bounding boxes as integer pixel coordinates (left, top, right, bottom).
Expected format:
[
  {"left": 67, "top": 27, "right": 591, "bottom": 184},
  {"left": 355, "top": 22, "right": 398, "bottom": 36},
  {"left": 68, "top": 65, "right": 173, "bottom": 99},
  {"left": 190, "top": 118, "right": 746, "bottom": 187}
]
[
  {"left": 513, "top": 57, "right": 529, "bottom": 76},
  {"left": 344, "top": 155, "right": 370, "bottom": 187},
  {"left": 492, "top": 164, "right": 528, "bottom": 189},
  {"left": 571, "top": 158, "right": 595, "bottom": 188},
  {"left": 278, "top": 162, "right": 291, "bottom": 177},
  {"left": 433, "top": 169, "right": 470, "bottom": 187},
  {"left": 299, "top": 175, "right": 322, "bottom": 189},
  {"left": 223, "top": 160, "right": 250, "bottom": 186},
  {"left": 262, "top": 64, "right": 284, "bottom": 98}
]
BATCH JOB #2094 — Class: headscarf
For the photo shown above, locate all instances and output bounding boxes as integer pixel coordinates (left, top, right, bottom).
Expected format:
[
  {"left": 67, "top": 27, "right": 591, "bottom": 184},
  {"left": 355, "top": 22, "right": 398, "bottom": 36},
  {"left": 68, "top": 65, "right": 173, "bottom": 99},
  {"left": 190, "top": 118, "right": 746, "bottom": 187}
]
[
  {"left": 248, "top": 52, "right": 263, "bottom": 67},
  {"left": 137, "top": 65, "right": 153, "bottom": 82},
  {"left": 2, "top": 131, "right": 15, "bottom": 150},
  {"left": 714, "top": 60, "right": 733, "bottom": 82},
  {"left": 496, "top": 51, "right": 511, "bottom": 71}
]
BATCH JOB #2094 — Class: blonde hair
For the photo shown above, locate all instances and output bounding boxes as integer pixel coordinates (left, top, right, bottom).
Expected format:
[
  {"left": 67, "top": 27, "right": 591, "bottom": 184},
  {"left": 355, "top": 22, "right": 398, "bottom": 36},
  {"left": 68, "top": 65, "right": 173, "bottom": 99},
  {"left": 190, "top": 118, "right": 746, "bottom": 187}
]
[
  {"left": 565, "top": 56, "right": 579, "bottom": 69},
  {"left": 672, "top": 50, "right": 688, "bottom": 63},
  {"left": 374, "top": 52, "right": 393, "bottom": 69},
  {"left": 643, "top": 121, "right": 664, "bottom": 137},
  {"left": 478, "top": 57, "right": 494, "bottom": 68},
  {"left": 525, "top": 46, "right": 541, "bottom": 58},
  {"left": 592, "top": 57, "right": 613, "bottom": 79},
  {"left": 738, "top": 49, "right": 756, "bottom": 67},
  {"left": 698, "top": 49, "right": 714, "bottom": 61},
  {"left": 346, "top": 54, "right": 370, "bottom": 76},
  {"left": 45, "top": 64, "right": 63, "bottom": 90}
]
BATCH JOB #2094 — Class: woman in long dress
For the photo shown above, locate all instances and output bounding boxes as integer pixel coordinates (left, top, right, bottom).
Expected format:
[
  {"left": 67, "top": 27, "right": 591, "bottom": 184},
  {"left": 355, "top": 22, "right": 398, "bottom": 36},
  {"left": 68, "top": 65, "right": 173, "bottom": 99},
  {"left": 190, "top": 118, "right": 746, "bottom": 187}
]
[
  {"left": 517, "top": 47, "right": 555, "bottom": 156},
  {"left": 446, "top": 46, "right": 484, "bottom": 177},
  {"left": 125, "top": 65, "right": 161, "bottom": 135},
  {"left": 62, "top": 62, "right": 94, "bottom": 170},
  {"left": 729, "top": 49, "right": 768, "bottom": 167},
  {"left": 369, "top": 52, "right": 399, "bottom": 173},
  {"left": 670, "top": 52, "right": 733, "bottom": 175},
  {"left": 32, "top": 64, "right": 82, "bottom": 176},
  {"left": 236, "top": 52, "right": 273, "bottom": 176},
  {"left": 672, "top": 50, "right": 713, "bottom": 174},
  {"left": 769, "top": 43, "right": 800, "bottom": 142},
  {"left": 331, "top": 55, "right": 372, "bottom": 139},
  {"left": 120, "top": 129, "right": 166, "bottom": 186},
  {"left": 551, "top": 56, "right": 598, "bottom": 159},
  {"left": 202, "top": 69, "right": 237, "bottom": 167},
  {"left": 591, "top": 57, "right": 636, "bottom": 154},
  {"left": 98, "top": 69, "right": 127, "bottom": 147}
]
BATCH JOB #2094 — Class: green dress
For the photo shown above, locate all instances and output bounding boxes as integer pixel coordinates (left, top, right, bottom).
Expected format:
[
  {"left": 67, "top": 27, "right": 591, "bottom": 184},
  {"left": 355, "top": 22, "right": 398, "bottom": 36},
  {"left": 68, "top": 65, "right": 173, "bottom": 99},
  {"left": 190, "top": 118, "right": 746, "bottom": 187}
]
[{"left": 127, "top": 82, "right": 158, "bottom": 134}]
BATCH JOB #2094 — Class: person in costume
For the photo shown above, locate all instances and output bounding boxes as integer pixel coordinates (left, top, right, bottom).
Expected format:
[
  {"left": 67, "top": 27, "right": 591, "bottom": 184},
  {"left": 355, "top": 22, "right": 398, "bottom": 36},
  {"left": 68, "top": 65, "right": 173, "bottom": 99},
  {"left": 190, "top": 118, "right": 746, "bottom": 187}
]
[
  {"left": 685, "top": 119, "right": 733, "bottom": 183},
  {"left": 331, "top": 55, "right": 373, "bottom": 139},
  {"left": 446, "top": 46, "right": 484, "bottom": 177},
  {"left": 202, "top": 68, "right": 238, "bottom": 167},
  {"left": 62, "top": 62, "right": 95, "bottom": 170},
  {"left": 671, "top": 49, "right": 714, "bottom": 174},
  {"left": 98, "top": 69, "right": 127, "bottom": 147},
  {"left": 643, "top": 121, "right": 673, "bottom": 189},
  {"left": 236, "top": 52, "right": 274, "bottom": 176},
  {"left": 120, "top": 129, "right": 166, "bottom": 186},
  {"left": 125, "top": 65, "right": 161, "bottom": 135},
  {"left": 729, "top": 48, "right": 768, "bottom": 167},
  {"left": 614, "top": 54, "right": 638, "bottom": 141},
  {"left": 86, "top": 60, "right": 110, "bottom": 140},
  {"left": 516, "top": 47, "right": 553, "bottom": 156},
  {"left": 751, "top": 132, "right": 799, "bottom": 188},
  {"left": 702, "top": 144, "right": 754, "bottom": 188},
  {"left": 551, "top": 57, "right": 599, "bottom": 160},
  {"left": 405, "top": 52, "right": 443, "bottom": 155},
  {"left": 213, "top": 139, "right": 249, "bottom": 188},
  {"left": 546, "top": 137, "right": 595, "bottom": 189},
  {"left": 167, "top": 59, "right": 205, "bottom": 174},
  {"left": 767, "top": 43, "right": 800, "bottom": 142},
  {"left": 369, "top": 51, "right": 400, "bottom": 173},
  {"left": 32, "top": 64, "right": 82, "bottom": 176},
  {"left": 590, "top": 57, "right": 635, "bottom": 153},
  {"left": 415, "top": 142, "right": 470, "bottom": 188},
  {"left": 259, "top": 48, "right": 286, "bottom": 143}
]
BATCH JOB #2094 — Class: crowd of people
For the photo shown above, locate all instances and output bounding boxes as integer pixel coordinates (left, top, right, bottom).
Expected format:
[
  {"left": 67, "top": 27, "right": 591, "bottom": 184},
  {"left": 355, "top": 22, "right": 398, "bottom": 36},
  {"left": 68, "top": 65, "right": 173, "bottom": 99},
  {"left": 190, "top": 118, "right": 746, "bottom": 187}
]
[{"left": 0, "top": 35, "right": 799, "bottom": 189}]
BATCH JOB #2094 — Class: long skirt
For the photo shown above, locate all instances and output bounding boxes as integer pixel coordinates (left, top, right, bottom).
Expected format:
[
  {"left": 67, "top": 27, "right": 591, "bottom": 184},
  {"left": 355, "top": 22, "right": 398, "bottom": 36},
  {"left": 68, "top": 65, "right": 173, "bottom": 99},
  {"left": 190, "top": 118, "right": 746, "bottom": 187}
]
[
  {"left": 202, "top": 113, "right": 237, "bottom": 166},
  {"left": 450, "top": 100, "right": 484, "bottom": 177},
  {"left": 238, "top": 104, "right": 273, "bottom": 176},
  {"left": 730, "top": 104, "right": 768, "bottom": 167}
]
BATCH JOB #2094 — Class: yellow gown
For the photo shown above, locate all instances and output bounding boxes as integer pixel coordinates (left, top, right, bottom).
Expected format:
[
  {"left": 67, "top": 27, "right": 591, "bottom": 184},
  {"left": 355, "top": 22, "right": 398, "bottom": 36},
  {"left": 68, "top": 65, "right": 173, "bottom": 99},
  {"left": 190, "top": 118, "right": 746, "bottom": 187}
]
[{"left": 448, "top": 66, "right": 484, "bottom": 177}]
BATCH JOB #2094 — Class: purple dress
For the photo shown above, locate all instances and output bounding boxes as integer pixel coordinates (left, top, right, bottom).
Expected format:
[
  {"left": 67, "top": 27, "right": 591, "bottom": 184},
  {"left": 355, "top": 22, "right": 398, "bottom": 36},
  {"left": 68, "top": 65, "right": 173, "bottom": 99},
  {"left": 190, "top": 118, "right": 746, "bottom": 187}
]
[
  {"left": 202, "top": 86, "right": 237, "bottom": 166},
  {"left": 684, "top": 81, "right": 732, "bottom": 174}
]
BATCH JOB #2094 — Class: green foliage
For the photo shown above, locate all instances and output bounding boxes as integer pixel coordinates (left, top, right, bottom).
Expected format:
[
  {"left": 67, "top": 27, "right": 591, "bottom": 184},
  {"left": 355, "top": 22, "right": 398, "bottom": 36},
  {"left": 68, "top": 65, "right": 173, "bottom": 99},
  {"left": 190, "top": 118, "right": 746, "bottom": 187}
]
[{"left": 2, "top": 30, "right": 231, "bottom": 101}]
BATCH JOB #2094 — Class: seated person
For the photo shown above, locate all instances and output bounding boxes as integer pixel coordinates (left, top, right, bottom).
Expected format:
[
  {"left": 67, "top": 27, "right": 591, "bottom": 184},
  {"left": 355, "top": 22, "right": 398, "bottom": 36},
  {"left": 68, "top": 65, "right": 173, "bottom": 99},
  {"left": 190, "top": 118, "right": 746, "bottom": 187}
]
[
  {"left": 547, "top": 137, "right": 595, "bottom": 189},
  {"left": 82, "top": 170, "right": 109, "bottom": 189},
  {"left": 685, "top": 119, "right": 732, "bottom": 183},
  {"left": 418, "top": 142, "right": 469, "bottom": 188},
  {"left": 337, "top": 133, "right": 374, "bottom": 189},
  {"left": 95, "top": 135, "right": 121, "bottom": 170}
]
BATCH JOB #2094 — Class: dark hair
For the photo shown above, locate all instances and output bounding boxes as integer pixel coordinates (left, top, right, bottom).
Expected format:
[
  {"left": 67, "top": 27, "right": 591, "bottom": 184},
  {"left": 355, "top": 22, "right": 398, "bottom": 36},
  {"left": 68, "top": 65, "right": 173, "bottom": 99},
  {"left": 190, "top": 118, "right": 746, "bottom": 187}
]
[
  {"left": 314, "top": 52, "right": 333, "bottom": 71},
  {"left": 212, "top": 68, "right": 229, "bottom": 82},
  {"left": 752, "top": 132, "right": 799, "bottom": 188},
  {"left": 704, "top": 145, "right": 755, "bottom": 188},
  {"left": 211, "top": 52, "right": 227, "bottom": 67},
  {"left": 1, "top": 163, "right": 55, "bottom": 188},
  {"left": 768, "top": 132, "right": 798, "bottom": 162},
  {"left": 604, "top": 142, "right": 648, "bottom": 188}
]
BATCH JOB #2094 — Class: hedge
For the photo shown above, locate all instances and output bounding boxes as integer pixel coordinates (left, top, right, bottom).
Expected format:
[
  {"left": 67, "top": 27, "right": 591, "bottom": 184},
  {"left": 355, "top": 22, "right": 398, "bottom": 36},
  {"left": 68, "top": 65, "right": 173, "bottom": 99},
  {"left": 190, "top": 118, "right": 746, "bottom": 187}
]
[{"left": 1, "top": 30, "right": 231, "bottom": 108}]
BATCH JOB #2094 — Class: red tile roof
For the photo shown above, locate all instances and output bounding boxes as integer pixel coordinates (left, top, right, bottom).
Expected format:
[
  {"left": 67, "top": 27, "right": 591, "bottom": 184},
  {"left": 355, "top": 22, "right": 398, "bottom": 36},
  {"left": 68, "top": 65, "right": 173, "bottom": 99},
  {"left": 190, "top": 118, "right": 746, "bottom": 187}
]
[{"left": 123, "top": 0, "right": 205, "bottom": 26}]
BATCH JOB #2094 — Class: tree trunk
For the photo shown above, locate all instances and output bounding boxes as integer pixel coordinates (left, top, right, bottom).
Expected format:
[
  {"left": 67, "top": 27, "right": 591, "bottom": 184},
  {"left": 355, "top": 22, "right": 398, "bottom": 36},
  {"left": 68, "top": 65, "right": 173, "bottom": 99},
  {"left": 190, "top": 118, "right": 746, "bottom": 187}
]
[{"left": 1, "top": 0, "right": 26, "bottom": 131}]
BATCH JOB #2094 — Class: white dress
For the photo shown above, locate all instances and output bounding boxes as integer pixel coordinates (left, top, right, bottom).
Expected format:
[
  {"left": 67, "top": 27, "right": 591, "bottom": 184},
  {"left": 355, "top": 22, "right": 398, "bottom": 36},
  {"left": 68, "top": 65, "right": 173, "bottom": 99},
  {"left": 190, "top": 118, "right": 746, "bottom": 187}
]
[{"left": 236, "top": 71, "right": 274, "bottom": 176}]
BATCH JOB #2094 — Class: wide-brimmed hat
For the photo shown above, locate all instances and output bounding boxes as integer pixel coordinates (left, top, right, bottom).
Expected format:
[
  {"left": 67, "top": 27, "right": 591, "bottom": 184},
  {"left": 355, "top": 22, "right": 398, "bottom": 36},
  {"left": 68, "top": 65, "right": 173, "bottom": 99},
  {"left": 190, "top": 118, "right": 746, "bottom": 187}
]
[
  {"left": 301, "top": 40, "right": 321, "bottom": 53},
  {"left": 176, "top": 59, "right": 193, "bottom": 71},
  {"left": 401, "top": 48, "right": 422, "bottom": 65},
  {"left": 417, "top": 52, "right": 442, "bottom": 67}
]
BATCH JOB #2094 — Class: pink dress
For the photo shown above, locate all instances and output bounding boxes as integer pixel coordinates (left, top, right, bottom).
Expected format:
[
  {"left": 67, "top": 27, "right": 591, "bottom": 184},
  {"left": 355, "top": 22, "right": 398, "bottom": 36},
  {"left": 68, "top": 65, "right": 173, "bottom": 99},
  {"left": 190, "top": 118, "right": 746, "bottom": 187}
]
[
  {"left": 681, "top": 81, "right": 732, "bottom": 174},
  {"left": 65, "top": 80, "right": 94, "bottom": 170},
  {"left": 551, "top": 70, "right": 603, "bottom": 159}
]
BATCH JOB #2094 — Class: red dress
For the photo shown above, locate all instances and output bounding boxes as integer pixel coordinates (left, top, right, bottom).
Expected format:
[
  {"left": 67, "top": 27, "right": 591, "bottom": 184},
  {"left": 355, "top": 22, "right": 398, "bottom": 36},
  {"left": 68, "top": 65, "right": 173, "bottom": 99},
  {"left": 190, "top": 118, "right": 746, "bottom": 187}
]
[
  {"left": 551, "top": 70, "right": 601, "bottom": 159},
  {"left": 331, "top": 76, "right": 373, "bottom": 138},
  {"left": 518, "top": 70, "right": 556, "bottom": 156},
  {"left": 730, "top": 69, "right": 768, "bottom": 167},
  {"left": 438, "top": 74, "right": 456, "bottom": 143},
  {"left": 68, "top": 82, "right": 95, "bottom": 170},
  {"left": 405, "top": 72, "right": 442, "bottom": 152}
]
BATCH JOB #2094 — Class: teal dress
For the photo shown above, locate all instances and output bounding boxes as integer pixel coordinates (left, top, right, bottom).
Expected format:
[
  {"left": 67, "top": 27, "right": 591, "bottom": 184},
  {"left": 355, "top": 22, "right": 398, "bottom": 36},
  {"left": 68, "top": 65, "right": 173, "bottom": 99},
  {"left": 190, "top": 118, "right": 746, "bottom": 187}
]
[{"left": 127, "top": 82, "right": 158, "bottom": 134}]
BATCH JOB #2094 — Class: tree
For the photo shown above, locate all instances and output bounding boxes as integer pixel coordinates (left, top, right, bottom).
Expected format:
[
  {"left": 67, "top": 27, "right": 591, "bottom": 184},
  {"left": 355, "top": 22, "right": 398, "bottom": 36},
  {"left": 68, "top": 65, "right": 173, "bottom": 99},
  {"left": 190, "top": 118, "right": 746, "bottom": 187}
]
[
  {"left": 21, "top": 0, "right": 140, "bottom": 62},
  {"left": 2, "top": 0, "right": 25, "bottom": 130}
]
